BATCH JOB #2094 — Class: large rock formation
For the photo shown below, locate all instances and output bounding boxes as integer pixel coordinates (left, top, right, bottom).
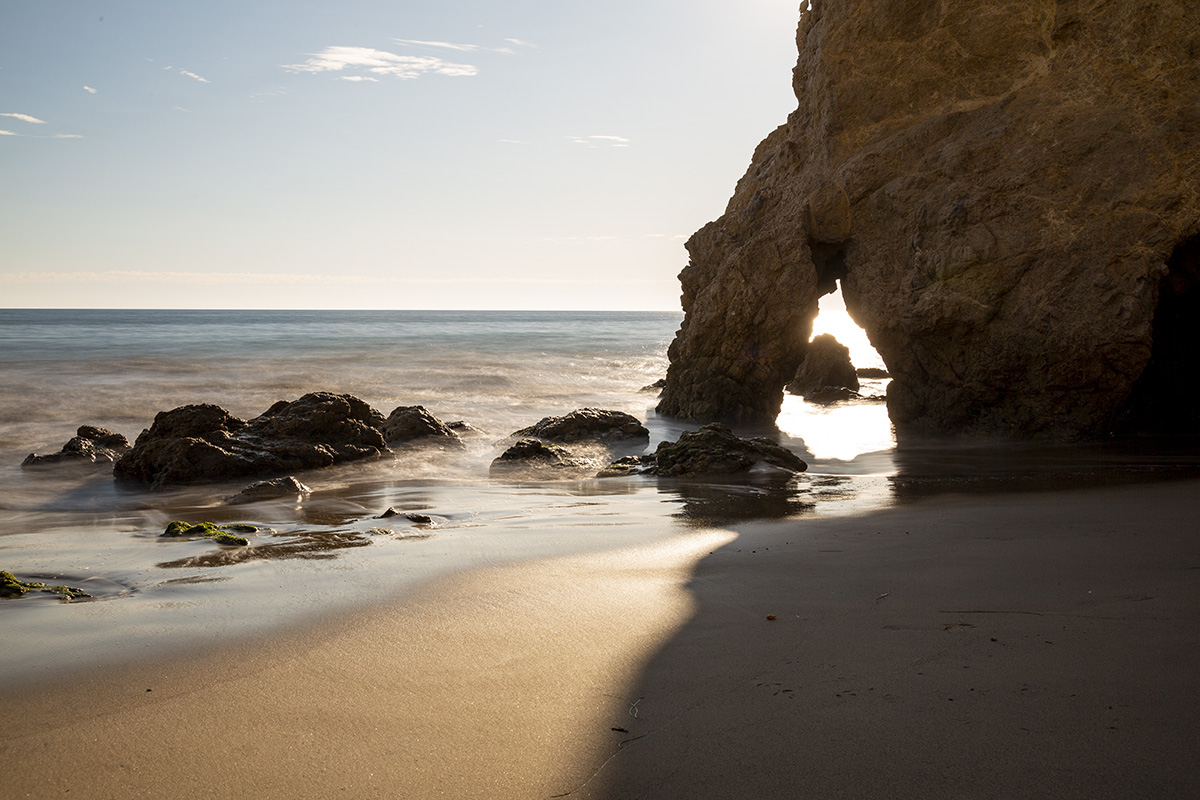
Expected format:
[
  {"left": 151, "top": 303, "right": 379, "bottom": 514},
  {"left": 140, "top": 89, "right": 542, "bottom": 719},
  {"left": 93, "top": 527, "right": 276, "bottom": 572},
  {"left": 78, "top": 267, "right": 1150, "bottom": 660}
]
[{"left": 658, "top": 0, "right": 1200, "bottom": 438}]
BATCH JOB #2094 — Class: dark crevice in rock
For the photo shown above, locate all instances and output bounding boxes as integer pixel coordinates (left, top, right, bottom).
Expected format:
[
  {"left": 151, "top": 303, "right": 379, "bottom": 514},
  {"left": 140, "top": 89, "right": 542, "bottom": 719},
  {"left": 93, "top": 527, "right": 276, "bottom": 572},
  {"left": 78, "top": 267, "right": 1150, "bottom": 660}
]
[
  {"left": 1117, "top": 233, "right": 1200, "bottom": 434},
  {"left": 810, "top": 241, "right": 848, "bottom": 296}
]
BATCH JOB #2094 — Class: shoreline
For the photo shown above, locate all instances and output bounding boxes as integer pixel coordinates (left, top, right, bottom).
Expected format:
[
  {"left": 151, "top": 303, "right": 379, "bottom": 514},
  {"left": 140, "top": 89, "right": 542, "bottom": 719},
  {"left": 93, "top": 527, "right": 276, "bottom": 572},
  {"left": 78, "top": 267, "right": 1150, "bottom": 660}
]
[{"left": 5, "top": 478, "right": 1199, "bottom": 798}]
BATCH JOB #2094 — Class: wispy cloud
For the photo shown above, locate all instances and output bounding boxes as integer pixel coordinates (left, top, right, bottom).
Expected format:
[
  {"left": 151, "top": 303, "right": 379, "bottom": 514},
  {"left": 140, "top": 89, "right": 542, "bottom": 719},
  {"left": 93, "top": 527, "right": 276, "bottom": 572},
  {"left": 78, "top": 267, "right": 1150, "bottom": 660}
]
[
  {"left": 83, "top": 85, "right": 98, "bottom": 94},
  {"left": 341, "top": 75, "right": 379, "bottom": 82},
  {"left": 51, "top": 133, "right": 83, "bottom": 139},
  {"left": 394, "top": 38, "right": 536, "bottom": 55},
  {"left": 163, "top": 66, "right": 210, "bottom": 83},
  {"left": 284, "top": 46, "right": 477, "bottom": 80},
  {"left": 0, "top": 130, "right": 16, "bottom": 136},
  {"left": 498, "top": 138, "right": 528, "bottom": 144},
  {"left": 567, "top": 135, "right": 631, "bottom": 148},
  {"left": 1, "top": 113, "right": 47, "bottom": 124}
]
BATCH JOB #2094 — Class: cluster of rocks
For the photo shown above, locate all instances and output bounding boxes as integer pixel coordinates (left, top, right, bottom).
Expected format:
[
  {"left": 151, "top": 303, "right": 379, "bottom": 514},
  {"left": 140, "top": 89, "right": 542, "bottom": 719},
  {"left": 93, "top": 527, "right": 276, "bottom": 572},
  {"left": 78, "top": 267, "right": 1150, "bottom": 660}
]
[{"left": 24, "top": 394, "right": 810, "bottom": 491}]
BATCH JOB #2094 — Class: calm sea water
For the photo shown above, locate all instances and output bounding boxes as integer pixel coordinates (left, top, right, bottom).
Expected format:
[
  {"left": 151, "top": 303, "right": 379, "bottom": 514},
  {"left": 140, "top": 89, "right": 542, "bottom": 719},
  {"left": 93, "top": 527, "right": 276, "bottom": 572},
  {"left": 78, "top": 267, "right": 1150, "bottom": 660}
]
[{"left": 0, "top": 309, "right": 898, "bottom": 685}]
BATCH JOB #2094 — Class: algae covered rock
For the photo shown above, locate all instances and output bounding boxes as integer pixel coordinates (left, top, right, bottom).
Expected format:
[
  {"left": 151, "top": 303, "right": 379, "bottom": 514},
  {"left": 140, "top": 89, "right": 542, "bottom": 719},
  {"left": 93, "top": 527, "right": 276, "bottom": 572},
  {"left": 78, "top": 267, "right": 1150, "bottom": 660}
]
[
  {"left": 1, "top": 570, "right": 92, "bottom": 601},
  {"left": 114, "top": 392, "right": 388, "bottom": 487},
  {"left": 161, "top": 521, "right": 254, "bottom": 546}
]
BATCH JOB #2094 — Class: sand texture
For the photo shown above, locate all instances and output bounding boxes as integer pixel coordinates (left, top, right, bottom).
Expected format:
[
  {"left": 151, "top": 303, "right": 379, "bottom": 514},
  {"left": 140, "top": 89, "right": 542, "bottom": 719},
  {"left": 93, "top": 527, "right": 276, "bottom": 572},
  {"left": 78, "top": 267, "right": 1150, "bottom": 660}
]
[{"left": 3, "top": 481, "right": 1198, "bottom": 799}]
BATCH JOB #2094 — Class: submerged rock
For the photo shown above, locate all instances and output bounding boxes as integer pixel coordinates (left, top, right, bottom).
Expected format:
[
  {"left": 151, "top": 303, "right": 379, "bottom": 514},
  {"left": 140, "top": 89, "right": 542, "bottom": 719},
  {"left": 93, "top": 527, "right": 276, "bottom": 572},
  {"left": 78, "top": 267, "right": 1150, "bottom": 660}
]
[
  {"left": 22, "top": 425, "right": 131, "bottom": 468},
  {"left": 225, "top": 476, "right": 313, "bottom": 505},
  {"left": 600, "top": 423, "right": 807, "bottom": 478},
  {"left": 509, "top": 408, "right": 649, "bottom": 447},
  {"left": 114, "top": 392, "right": 388, "bottom": 488},
  {"left": 490, "top": 438, "right": 593, "bottom": 477},
  {"left": 786, "top": 334, "right": 859, "bottom": 397},
  {"left": 382, "top": 405, "right": 465, "bottom": 449},
  {"left": 377, "top": 508, "right": 436, "bottom": 525},
  {"left": 0, "top": 570, "right": 91, "bottom": 601},
  {"left": 657, "top": 0, "right": 1200, "bottom": 438}
]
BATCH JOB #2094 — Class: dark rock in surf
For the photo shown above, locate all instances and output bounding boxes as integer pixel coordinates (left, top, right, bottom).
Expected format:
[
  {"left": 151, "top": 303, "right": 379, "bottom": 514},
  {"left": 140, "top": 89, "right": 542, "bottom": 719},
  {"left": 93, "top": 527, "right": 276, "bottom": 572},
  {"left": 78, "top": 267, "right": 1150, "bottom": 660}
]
[
  {"left": 509, "top": 408, "right": 650, "bottom": 447},
  {"left": 856, "top": 367, "right": 890, "bottom": 379},
  {"left": 377, "top": 508, "right": 435, "bottom": 525},
  {"left": 447, "top": 420, "right": 484, "bottom": 435},
  {"left": 599, "top": 423, "right": 807, "bottom": 478},
  {"left": 382, "top": 406, "right": 465, "bottom": 449},
  {"left": 641, "top": 378, "right": 668, "bottom": 393},
  {"left": 490, "top": 438, "right": 593, "bottom": 477},
  {"left": 226, "top": 476, "right": 313, "bottom": 505},
  {"left": 114, "top": 392, "right": 388, "bottom": 488},
  {"left": 804, "top": 386, "right": 865, "bottom": 405},
  {"left": 786, "top": 334, "right": 859, "bottom": 397},
  {"left": 22, "top": 425, "right": 131, "bottom": 468}
]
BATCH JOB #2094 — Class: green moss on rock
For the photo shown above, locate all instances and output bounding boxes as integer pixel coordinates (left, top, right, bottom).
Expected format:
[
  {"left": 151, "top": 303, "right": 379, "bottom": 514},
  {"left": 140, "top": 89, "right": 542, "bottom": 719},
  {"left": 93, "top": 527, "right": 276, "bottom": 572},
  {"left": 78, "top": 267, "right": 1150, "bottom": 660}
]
[
  {"left": 160, "top": 521, "right": 252, "bottom": 546},
  {"left": 1, "top": 570, "right": 92, "bottom": 601}
]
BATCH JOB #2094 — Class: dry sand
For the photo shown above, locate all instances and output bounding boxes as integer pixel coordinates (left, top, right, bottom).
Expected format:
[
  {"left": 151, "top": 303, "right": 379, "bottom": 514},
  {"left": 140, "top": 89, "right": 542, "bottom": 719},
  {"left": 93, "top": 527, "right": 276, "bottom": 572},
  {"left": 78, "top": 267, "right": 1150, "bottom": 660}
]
[{"left": 4, "top": 480, "right": 1199, "bottom": 799}]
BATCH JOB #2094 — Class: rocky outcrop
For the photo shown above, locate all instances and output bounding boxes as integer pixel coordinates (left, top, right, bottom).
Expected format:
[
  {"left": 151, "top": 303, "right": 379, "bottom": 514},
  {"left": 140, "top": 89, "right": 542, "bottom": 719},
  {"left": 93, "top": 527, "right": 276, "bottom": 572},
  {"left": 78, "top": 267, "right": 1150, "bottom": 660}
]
[
  {"left": 382, "top": 406, "right": 465, "bottom": 449},
  {"left": 658, "top": 0, "right": 1200, "bottom": 438},
  {"left": 22, "top": 426, "right": 130, "bottom": 468},
  {"left": 489, "top": 438, "right": 593, "bottom": 478},
  {"left": 786, "top": 333, "right": 859, "bottom": 397},
  {"left": 509, "top": 408, "right": 650, "bottom": 447},
  {"left": 599, "top": 423, "right": 807, "bottom": 478},
  {"left": 114, "top": 392, "right": 388, "bottom": 487}
]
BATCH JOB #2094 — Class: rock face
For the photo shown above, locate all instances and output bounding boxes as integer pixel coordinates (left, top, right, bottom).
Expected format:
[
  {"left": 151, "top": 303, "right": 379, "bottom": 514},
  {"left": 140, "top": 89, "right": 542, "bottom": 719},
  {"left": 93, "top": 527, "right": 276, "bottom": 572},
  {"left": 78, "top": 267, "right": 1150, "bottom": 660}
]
[
  {"left": 22, "top": 426, "right": 130, "bottom": 468},
  {"left": 786, "top": 334, "right": 859, "bottom": 397},
  {"left": 658, "top": 0, "right": 1200, "bottom": 438},
  {"left": 114, "top": 392, "right": 388, "bottom": 487}
]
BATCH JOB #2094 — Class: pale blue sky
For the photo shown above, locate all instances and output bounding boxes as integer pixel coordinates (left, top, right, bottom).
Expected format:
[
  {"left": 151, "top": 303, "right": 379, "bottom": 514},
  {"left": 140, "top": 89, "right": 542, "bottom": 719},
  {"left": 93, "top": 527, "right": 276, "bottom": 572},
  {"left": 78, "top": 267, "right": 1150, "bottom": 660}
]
[{"left": 1, "top": 1, "right": 802, "bottom": 310}]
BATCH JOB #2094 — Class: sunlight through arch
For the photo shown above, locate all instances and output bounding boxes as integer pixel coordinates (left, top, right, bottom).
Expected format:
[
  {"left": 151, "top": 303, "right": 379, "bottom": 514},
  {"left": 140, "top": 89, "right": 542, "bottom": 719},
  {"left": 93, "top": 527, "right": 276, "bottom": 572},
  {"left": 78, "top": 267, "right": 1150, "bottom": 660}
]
[{"left": 776, "top": 282, "right": 895, "bottom": 464}]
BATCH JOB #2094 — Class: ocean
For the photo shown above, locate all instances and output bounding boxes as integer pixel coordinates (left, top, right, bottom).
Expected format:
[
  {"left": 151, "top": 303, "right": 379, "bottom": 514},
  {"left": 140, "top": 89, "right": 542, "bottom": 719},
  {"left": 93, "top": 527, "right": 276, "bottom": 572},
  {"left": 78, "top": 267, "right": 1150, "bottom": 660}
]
[{"left": 0, "top": 309, "right": 896, "bottom": 685}]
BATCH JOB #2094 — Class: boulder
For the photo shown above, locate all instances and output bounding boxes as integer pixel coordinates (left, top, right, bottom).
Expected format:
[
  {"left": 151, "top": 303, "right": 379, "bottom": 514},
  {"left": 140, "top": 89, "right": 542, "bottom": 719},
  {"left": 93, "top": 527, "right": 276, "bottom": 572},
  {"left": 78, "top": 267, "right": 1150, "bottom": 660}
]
[
  {"left": 22, "top": 425, "right": 131, "bottom": 468},
  {"left": 114, "top": 392, "right": 388, "bottom": 488},
  {"left": 599, "top": 423, "right": 807, "bottom": 478},
  {"left": 657, "top": 0, "right": 1200, "bottom": 438},
  {"left": 382, "top": 406, "right": 465, "bottom": 449},
  {"left": 786, "top": 334, "right": 859, "bottom": 397},
  {"left": 225, "top": 476, "right": 313, "bottom": 505},
  {"left": 509, "top": 408, "right": 649, "bottom": 447},
  {"left": 489, "top": 438, "right": 593, "bottom": 477}
]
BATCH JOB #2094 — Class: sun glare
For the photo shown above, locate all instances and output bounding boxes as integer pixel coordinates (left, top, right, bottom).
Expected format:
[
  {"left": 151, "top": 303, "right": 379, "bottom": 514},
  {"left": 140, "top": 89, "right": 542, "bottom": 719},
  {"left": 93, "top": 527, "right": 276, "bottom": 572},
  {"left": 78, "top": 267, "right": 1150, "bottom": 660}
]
[{"left": 810, "top": 284, "right": 884, "bottom": 369}]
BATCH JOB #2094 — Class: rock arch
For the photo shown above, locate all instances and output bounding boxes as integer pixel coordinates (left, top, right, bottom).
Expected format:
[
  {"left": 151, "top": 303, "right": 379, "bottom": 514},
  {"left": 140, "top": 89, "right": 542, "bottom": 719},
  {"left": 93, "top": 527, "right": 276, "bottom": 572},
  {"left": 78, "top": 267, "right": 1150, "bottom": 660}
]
[{"left": 658, "top": 0, "right": 1200, "bottom": 439}]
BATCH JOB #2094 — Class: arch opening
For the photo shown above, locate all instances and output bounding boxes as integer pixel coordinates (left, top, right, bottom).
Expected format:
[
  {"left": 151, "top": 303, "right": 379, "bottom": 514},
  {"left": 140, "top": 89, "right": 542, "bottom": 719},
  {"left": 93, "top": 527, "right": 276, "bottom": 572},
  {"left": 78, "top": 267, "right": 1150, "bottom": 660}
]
[{"left": 1117, "top": 233, "right": 1200, "bottom": 434}]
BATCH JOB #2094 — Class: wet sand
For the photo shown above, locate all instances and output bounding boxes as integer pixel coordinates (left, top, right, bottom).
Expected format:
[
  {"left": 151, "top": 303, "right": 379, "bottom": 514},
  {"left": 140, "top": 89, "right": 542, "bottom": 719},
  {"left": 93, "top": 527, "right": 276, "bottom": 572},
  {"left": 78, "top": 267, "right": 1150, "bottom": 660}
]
[{"left": 4, "top": 479, "right": 1199, "bottom": 799}]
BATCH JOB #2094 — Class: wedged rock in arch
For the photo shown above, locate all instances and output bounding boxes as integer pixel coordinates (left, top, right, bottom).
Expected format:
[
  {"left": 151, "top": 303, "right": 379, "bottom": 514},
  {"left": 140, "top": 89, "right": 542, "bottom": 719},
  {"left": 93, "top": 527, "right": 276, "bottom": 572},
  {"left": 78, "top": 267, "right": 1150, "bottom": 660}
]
[
  {"left": 114, "top": 392, "right": 389, "bottom": 488},
  {"left": 657, "top": 0, "right": 1200, "bottom": 439},
  {"left": 786, "top": 333, "right": 859, "bottom": 397}
]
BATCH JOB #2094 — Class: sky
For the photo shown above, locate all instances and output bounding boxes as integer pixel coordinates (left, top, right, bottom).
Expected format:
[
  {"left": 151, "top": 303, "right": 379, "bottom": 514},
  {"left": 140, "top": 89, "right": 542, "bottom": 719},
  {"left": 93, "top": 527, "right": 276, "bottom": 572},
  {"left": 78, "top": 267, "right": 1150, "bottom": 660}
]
[{"left": 1, "top": 1, "right": 804, "bottom": 310}]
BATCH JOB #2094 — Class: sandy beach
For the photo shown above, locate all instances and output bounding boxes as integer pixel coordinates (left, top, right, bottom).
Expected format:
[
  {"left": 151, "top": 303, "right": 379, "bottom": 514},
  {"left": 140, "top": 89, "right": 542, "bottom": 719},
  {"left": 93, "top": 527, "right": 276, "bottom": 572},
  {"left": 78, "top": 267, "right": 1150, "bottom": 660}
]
[{"left": 4, "top": 478, "right": 1198, "bottom": 799}]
